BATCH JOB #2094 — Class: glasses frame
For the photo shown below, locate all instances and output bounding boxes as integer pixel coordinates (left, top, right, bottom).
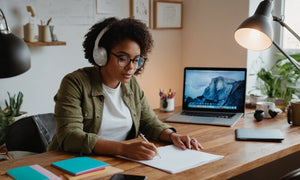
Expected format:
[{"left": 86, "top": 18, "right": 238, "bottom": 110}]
[{"left": 111, "top": 52, "right": 147, "bottom": 69}]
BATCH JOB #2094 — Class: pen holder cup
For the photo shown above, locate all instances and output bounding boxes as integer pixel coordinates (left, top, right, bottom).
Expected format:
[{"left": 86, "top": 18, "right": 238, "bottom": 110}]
[
  {"left": 160, "top": 98, "right": 175, "bottom": 112},
  {"left": 38, "top": 25, "right": 52, "bottom": 42}
]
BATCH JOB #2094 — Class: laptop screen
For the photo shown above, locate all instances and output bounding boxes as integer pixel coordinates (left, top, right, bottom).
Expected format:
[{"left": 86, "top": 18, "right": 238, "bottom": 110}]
[{"left": 183, "top": 67, "right": 247, "bottom": 113}]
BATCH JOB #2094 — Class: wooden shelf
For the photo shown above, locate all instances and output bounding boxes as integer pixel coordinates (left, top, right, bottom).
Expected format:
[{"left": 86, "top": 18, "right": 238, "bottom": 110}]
[{"left": 25, "top": 41, "right": 66, "bottom": 47}]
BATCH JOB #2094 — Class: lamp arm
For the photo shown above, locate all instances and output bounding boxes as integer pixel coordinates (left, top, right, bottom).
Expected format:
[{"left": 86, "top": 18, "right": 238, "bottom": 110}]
[
  {"left": 273, "top": 41, "right": 300, "bottom": 70},
  {"left": 273, "top": 16, "right": 300, "bottom": 42},
  {"left": 0, "top": 8, "right": 9, "bottom": 33}
]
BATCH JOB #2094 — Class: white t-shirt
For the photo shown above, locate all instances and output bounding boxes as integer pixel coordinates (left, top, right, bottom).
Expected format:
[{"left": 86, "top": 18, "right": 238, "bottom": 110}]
[{"left": 98, "top": 83, "right": 133, "bottom": 141}]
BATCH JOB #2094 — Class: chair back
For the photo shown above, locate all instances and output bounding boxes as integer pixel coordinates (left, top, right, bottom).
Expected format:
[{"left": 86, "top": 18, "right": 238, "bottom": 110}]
[{"left": 5, "top": 113, "right": 56, "bottom": 153}]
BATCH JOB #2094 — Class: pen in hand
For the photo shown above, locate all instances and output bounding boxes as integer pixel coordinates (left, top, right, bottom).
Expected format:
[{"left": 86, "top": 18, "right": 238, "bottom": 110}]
[{"left": 139, "top": 133, "right": 162, "bottom": 159}]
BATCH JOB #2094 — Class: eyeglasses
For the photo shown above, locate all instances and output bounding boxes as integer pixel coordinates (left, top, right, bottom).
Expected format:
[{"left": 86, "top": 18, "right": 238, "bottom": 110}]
[{"left": 111, "top": 52, "right": 147, "bottom": 69}]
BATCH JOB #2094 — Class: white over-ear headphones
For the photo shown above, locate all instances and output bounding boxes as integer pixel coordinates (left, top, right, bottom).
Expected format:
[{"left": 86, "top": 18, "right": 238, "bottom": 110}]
[{"left": 93, "top": 26, "right": 109, "bottom": 66}]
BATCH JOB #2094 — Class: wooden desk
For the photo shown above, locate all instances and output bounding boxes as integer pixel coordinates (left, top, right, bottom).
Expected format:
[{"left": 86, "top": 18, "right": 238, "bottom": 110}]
[{"left": 0, "top": 107, "right": 299, "bottom": 180}]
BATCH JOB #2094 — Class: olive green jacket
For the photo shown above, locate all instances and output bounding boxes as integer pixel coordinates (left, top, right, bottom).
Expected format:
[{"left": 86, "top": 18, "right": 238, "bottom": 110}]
[{"left": 47, "top": 66, "right": 172, "bottom": 155}]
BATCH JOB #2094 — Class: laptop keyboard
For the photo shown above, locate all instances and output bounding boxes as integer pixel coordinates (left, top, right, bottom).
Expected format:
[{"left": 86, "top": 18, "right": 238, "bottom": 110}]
[{"left": 181, "top": 111, "right": 235, "bottom": 119}]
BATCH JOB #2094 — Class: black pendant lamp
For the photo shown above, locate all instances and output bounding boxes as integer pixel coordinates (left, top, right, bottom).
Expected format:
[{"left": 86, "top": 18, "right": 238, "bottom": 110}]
[{"left": 0, "top": 8, "right": 31, "bottom": 78}]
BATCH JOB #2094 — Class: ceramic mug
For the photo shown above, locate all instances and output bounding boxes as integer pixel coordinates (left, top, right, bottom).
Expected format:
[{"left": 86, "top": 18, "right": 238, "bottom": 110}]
[
  {"left": 256, "top": 102, "right": 276, "bottom": 118},
  {"left": 287, "top": 100, "right": 300, "bottom": 126}
]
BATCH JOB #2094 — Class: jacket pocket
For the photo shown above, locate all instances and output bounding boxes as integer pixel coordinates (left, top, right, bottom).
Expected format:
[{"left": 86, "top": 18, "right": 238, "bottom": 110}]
[{"left": 82, "top": 109, "right": 93, "bottom": 132}]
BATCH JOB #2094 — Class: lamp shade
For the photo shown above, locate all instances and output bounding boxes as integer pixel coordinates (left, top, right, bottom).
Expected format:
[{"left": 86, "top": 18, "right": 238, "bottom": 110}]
[
  {"left": 234, "top": 0, "right": 274, "bottom": 51},
  {"left": 0, "top": 8, "right": 31, "bottom": 78},
  {"left": 0, "top": 32, "right": 31, "bottom": 78}
]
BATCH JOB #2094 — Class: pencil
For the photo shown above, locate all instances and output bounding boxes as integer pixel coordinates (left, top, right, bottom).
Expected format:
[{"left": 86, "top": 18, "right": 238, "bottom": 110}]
[
  {"left": 46, "top": 18, "right": 52, "bottom": 25},
  {"left": 139, "top": 133, "right": 162, "bottom": 159}
]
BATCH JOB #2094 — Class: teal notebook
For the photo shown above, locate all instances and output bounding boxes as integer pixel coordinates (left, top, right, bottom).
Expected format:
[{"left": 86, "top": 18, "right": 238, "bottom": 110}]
[
  {"left": 7, "top": 166, "right": 49, "bottom": 180},
  {"left": 51, "top": 157, "right": 109, "bottom": 175}
]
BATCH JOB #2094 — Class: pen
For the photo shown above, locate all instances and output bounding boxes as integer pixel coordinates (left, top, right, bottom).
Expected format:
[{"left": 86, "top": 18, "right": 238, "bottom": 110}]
[
  {"left": 139, "top": 133, "right": 162, "bottom": 159},
  {"left": 159, "top": 89, "right": 176, "bottom": 99},
  {"left": 46, "top": 17, "right": 52, "bottom": 25}
]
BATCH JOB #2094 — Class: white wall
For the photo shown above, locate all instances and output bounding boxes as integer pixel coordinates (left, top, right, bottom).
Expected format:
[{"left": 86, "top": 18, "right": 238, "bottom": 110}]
[
  {"left": 0, "top": 24, "right": 90, "bottom": 115},
  {"left": 0, "top": 0, "right": 249, "bottom": 115}
]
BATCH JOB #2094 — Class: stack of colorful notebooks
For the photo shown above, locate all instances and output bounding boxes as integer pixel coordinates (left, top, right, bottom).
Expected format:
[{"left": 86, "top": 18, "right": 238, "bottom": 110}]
[
  {"left": 52, "top": 157, "right": 109, "bottom": 176},
  {"left": 7, "top": 157, "right": 123, "bottom": 180}
]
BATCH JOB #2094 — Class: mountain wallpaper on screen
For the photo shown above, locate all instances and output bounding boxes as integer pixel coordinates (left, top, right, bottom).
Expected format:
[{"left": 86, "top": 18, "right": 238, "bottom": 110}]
[{"left": 184, "top": 76, "right": 245, "bottom": 108}]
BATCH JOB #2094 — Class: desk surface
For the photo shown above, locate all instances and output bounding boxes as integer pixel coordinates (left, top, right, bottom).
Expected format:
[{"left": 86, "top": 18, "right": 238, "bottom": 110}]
[{"left": 0, "top": 107, "right": 299, "bottom": 180}]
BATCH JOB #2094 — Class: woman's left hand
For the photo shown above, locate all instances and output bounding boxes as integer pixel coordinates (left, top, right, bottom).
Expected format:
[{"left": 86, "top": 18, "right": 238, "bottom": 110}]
[{"left": 170, "top": 133, "right": 204, "bottom": 150}]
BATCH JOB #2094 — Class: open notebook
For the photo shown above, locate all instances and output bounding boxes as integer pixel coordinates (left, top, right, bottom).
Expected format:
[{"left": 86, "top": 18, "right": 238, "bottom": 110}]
[
  {"left": 120, "top": 145, "right": 223, "bottom": 174},
  {"left": 166, "top": 67, "right": 247, "bottom": 127}
]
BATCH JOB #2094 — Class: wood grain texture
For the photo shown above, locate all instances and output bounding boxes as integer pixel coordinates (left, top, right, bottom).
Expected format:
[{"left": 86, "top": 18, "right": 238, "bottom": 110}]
[
  {"left": 25, "top": 41, "right": 66, "bottom": 47},
  {"left": 0, "top": 107, "right": 299, "bottom": 180}
]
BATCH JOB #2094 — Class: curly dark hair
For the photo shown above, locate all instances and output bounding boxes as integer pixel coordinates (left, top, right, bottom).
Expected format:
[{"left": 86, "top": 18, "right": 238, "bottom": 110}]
[{"left": 83, "top": 17, "right": 153, "bottom": 75}]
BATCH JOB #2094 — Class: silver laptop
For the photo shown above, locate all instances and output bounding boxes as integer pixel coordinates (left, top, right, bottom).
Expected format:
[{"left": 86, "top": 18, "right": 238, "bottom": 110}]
[{"left": 166, "top": 67, "right": 247, "bottom": 127}]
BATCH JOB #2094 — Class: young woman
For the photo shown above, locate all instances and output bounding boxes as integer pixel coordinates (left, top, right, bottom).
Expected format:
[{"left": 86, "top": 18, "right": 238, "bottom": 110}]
[{"left": 48, "top": 17, "right": 203, "bottom": 160}]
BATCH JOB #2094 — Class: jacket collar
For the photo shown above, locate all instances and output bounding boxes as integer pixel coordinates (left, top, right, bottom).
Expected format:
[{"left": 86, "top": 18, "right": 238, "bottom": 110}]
[
  {"left": 90, "top": 66, "right": 104, "bottom": 97},
  {"left": 121, "top": 79, "right": 134, "bottom": 97}
]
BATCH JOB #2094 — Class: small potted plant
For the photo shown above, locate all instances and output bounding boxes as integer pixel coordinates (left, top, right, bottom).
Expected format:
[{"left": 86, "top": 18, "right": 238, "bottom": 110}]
[
  {"left": 247, "top": 93, "right": 266, "bottom": 108},
  {"left": 256, "top": 53, "right": 300, "bottom": 110},
  {"left": 0, "top": 92, "right": 26, "bottom": 145}
]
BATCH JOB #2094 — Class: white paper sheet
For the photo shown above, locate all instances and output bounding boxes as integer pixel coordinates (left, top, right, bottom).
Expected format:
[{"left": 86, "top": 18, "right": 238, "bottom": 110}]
[{"left": 121, "top": 145, "right": 224, "bottom": 174}]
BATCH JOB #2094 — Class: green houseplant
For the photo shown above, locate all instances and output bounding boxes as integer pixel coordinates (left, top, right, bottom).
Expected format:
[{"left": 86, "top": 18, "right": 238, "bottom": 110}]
[
  {"left": 256, "top": 53, "right": 300, "bottom": 108},
  {"left": 0, "top": 92, "right": 24, "bottom": 144}
]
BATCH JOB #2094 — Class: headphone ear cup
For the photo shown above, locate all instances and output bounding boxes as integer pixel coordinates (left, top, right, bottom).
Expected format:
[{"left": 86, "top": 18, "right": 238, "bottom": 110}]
[
  {"left": 93, "top": 47, "right": 107, "bottom": 66},
  {"left": 93, "top": 26, "right": 109, "bottom": 66}
]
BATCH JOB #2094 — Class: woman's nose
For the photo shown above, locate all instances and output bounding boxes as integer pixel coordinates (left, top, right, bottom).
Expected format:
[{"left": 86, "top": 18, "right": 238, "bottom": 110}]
[{"left": 125, "top": 60, "right": 135, "bottom": 70}]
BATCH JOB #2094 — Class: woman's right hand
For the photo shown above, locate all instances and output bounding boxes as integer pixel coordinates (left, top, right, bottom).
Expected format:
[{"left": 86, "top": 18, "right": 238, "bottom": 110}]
[{"left": 121, "top": 141, "right": 158, "bottom": 160}]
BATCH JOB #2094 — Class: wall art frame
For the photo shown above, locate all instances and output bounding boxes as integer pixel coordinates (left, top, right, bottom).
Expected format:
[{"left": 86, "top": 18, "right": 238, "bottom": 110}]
[
  {"left": 154, "top": 0, "right": 183, "bottom": 29},
  {"left": 130, "top": 0, "right": 151, "bottom": 28}
]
